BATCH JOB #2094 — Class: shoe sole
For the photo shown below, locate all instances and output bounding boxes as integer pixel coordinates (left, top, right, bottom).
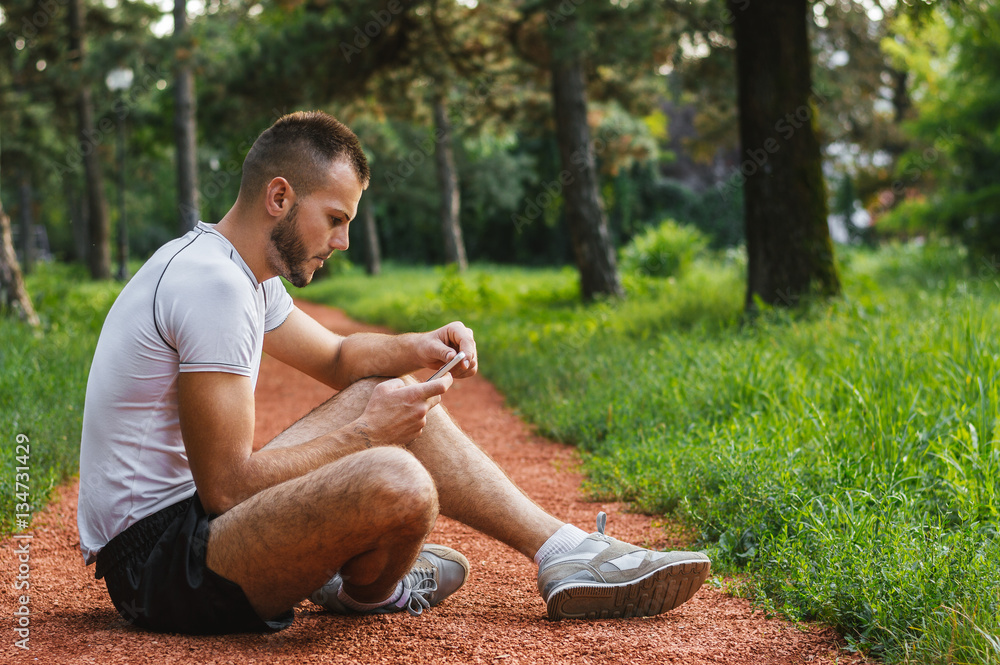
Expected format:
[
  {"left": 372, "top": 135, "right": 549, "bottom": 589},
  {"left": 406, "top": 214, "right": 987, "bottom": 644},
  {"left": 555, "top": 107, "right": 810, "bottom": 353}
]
[{"left": 545, "top": 559, "right": 711, "bottom": 620}]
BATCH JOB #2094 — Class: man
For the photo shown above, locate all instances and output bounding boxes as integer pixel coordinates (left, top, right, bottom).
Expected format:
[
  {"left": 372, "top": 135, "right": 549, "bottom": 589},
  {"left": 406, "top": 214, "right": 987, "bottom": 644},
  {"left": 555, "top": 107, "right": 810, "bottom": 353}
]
[{"left": 77, "top": 111, "right": 710, "bottom": 635}]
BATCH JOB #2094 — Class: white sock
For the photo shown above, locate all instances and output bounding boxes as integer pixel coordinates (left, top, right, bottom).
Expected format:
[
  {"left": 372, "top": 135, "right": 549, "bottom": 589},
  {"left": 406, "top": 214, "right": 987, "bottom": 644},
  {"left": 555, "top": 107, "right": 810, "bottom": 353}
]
[
  {"left": 533, "top": 524, "right": 589, "bottom": 566},
  {"left": 337, "top": 580, "right": 404, "bottom": 611}
]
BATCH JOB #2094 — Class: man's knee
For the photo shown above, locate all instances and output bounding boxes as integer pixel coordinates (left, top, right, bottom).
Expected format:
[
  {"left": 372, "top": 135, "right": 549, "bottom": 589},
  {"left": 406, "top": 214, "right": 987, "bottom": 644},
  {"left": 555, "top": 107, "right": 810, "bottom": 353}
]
[
  {"left": 338, "top": 375, "right": 386, "bottom": 400},
  {"left": 330, "top": 448, "right": 438, "bottom": 529}
]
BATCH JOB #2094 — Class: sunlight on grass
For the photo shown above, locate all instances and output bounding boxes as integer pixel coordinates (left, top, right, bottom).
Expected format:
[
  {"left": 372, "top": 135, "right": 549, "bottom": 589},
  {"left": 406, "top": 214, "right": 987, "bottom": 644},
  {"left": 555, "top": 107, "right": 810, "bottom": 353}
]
[
  {"left": 302, "top": 243, "right": 1000, "bottom": 664},
  {"left": 3, "top": 242, "right": 997, "bottom": 663}
]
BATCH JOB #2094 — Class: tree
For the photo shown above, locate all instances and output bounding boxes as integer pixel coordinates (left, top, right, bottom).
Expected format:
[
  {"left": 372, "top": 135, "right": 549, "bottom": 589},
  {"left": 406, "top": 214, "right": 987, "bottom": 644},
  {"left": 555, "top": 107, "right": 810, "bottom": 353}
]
[
  {"left": 882, "top": 4, "right": 1000, "bottom": 259},
  {"left": 730, "top": 0, "right": 839, "bottom": 309},
  {"left": 17, "top": 173, "right": 35, "bottom": 274},
  {"left": 68, "top": 0, "right": 112, "bottom": 279},
  {"left": 346, "top": 1, "right": 479, "bottom": 271},
  {"left": 548, "top": 15, "right": 623, "bottom": 300},
  {"left": 0, "top": 200, "right": 40, "bottom": 327},
  {"left": 359, "top": 197, "right": 381, "bottom": 275},
  {"left": 432, "top": 91, "right": 467, "bottom": 270},
  {"left": 174, "top": 0, "right": 199, "bottom": 234}
]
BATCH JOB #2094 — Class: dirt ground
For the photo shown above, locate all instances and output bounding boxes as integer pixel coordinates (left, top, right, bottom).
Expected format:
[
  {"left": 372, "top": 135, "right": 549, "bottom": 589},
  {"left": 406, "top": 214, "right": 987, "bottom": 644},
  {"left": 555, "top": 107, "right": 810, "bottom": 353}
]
[{"left": 1, "top": 301, "right": 874, "bottom": 664}]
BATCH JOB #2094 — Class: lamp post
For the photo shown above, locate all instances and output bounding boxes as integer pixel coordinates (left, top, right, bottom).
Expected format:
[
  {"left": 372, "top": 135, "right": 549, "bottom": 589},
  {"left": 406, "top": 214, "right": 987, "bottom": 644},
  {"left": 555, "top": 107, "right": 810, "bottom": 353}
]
[{"left": 105, "top": 66, "right": 133, "bottom": 281}]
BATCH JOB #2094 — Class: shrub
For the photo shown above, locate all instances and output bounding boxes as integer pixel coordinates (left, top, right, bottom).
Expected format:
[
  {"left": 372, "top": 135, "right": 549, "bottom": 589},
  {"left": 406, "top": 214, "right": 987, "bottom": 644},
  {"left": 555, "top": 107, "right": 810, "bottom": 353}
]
[{"left": 619, "top": 219, "right": 709, "bottom": 279}]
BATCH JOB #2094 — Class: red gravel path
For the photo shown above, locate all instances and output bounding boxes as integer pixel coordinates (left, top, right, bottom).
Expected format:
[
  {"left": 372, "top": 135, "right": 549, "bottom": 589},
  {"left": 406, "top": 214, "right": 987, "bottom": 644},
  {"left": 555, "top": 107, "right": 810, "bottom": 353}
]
[{"left": 1, "top": 301, "right": 873, "bottom": 664}]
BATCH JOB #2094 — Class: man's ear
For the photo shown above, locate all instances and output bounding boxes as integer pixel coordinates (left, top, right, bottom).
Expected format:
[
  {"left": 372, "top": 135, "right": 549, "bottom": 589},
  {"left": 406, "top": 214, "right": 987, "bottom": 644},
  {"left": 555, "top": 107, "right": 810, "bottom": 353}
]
[{"left": 264, "top": 177, "right": 295, "bottom": 217}]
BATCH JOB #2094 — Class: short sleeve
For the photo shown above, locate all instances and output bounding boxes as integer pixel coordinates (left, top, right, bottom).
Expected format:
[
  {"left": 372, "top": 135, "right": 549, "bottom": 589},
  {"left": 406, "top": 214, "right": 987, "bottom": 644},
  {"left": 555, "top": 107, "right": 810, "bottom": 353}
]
[
  {"left": 263, "top": 277, "right": 294, "bottom": 332},
  {"left": 157, "top": 267, "right": 260, "bottom": 377}
]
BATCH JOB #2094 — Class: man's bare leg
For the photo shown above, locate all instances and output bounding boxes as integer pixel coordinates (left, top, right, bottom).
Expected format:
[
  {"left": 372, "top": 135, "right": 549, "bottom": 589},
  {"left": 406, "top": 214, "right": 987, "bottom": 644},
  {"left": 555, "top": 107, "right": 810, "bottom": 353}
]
[
  {"left": 404, "top": 377, "right": 565, "bottom": 558},
  {"left": 264, "top": 375, "right": 564, "bottom": 558},
  {"left": 205, "top": 376, "right": 562, "bottom": 619},
  {"left": 205, "top": 445, "right": 438, "bottom": 619}
]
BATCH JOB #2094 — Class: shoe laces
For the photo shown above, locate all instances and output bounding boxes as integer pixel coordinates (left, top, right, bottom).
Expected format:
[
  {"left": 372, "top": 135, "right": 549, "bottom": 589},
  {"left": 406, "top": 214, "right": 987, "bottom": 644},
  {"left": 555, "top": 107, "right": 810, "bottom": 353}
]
[{"left": 398, "top": 565, "right": 438, "bottom": 616}]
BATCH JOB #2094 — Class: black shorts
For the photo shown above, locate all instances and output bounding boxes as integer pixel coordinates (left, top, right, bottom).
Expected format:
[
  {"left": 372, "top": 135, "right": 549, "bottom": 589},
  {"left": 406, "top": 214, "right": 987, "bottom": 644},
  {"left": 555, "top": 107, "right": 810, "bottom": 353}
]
[{"left": 95, "top": 492, "right": 294, "bottom": 634}]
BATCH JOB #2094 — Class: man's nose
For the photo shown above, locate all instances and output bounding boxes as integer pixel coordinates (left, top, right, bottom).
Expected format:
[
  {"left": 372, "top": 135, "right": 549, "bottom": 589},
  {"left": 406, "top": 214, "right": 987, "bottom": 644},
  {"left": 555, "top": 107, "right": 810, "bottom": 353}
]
[{"left": 330, "top": 226, "right": 349, "bottom": 251}]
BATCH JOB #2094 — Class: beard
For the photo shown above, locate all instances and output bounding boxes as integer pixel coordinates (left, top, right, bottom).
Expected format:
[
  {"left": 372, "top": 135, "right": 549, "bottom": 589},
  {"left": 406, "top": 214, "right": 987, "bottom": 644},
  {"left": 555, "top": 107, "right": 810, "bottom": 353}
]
[{"left": 267, "top": 202, "right": 312, "bottom": 288}]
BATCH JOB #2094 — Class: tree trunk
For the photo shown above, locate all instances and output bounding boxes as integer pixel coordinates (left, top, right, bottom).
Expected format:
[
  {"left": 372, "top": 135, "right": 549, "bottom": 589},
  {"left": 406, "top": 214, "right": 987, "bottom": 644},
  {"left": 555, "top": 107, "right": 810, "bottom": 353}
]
[
  {"left": 549, "top": 22, "right": 623, "bottom": 301},
  {"left": 0, "top": 202, "right": 40, "bottom": 327},
  {"left": 361, "top": 198, "right": 381, "bottom": 276},
  {"left": 69, "top": 0, "right": 111, "bottom": 280},
  {"left": 67, "top": 176, "right": 88, "bottom": 264},
  {"left": 18, "top": 174, "right": 34, "bottom": 275},
  {"left": 174, "top": 0, "right": 200, "bottom": 234},
  {"left": 891, "top": 68, "right": 911, "bottom": 125},
  {"left": 115, "top": 112, "right": 130, "bottom": 280},
  {"left": 433, "top": 94, "right": 468, "bottom": 271},
  {"left": 732, "top": 0, "right": 839, "bottom": 310}
]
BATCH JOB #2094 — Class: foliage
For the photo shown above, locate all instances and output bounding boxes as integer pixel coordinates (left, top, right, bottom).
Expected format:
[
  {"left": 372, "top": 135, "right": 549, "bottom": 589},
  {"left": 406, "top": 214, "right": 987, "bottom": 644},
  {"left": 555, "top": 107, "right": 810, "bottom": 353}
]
[
  {"left": 302, "top": 241, "right": 1000, "bottom": 663},
  {"left": 618, "top": 218, "right": 708, "bottom": 279},
  {"left": 0, "top": 0, "right": 169, "bottom": 261},
  {"left": 882, "top": 4, "right": 1000, "bottom": 260},
  {"left": 0, "top": 263, "right": 123, "bottom": 532}
]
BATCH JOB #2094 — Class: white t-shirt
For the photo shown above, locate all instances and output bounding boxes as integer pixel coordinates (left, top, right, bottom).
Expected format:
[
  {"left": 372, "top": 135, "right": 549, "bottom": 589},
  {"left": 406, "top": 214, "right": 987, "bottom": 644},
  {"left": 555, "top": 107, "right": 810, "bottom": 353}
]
[{"left": 77, "top": 222, "right": 294, "bottom": 564}]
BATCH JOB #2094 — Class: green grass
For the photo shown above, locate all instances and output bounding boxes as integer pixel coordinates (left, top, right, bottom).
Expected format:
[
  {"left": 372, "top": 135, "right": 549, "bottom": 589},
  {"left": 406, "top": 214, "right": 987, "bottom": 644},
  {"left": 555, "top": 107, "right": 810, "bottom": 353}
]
[
  {"left": 0, "top": 263, "right": 124, "bottom": 533},
  {"left": 301, "top": 243, "right": 1000, "bottom": 664},
  {"left": 3, "top": 244, "right": 997, "bottom": 662}
]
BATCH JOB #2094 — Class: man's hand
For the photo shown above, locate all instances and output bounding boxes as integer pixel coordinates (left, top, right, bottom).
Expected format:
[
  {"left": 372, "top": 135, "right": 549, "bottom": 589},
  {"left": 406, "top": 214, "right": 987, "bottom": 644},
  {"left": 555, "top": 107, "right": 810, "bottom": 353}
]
[
  {"left": 417, "top": 322, "right": 478, "bottom": 379},
  {"left": 352, "top": 374, "right": 453, "bottom": 448},
  {"left": 265, "top": 308, "right": 478, "bottom": 390}
]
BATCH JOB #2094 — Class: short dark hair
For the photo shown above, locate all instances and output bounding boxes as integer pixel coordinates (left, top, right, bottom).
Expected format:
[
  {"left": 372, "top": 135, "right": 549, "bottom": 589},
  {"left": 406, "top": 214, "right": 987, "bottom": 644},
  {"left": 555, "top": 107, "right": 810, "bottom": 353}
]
[{"left": 239, "top": 111, "right": 370, "bottom": 201}]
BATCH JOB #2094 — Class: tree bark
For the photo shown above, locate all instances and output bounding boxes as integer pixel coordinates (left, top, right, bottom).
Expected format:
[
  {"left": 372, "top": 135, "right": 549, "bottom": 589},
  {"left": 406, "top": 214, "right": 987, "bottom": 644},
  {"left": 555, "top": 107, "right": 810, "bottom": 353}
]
[
  {"left": 549, "top": 22, "right": 623, "bottom": 301},
  {"left": 360, "top": 198, "right": 381, "bottom": 276},
  {"left": 433, "top": 94, "right": 468, "bottom": 271},
  {"left": 68, "top": 0, "right": 111, "bottom": 280},
  {"left": 174, "top": 0, "right": 200, "bottom": 234},
  {"left": 0, "top": 202, "right": 40, "bottom": 327},
  {"left": 732, "top": 0, "right": 839, "bottom": 310}
]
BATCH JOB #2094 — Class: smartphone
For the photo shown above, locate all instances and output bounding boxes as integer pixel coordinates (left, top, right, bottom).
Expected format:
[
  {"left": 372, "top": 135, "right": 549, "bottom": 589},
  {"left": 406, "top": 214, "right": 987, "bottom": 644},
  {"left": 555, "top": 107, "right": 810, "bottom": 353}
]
[{"left": 426, "top": 351, "right": 466, "bottom": 382}]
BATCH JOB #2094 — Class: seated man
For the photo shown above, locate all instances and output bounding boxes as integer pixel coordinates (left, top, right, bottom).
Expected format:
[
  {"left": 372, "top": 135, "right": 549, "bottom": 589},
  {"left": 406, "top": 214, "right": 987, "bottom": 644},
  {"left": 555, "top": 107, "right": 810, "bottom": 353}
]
[{"left": 77, "top": 110, "right": 711, "bottom": 634}]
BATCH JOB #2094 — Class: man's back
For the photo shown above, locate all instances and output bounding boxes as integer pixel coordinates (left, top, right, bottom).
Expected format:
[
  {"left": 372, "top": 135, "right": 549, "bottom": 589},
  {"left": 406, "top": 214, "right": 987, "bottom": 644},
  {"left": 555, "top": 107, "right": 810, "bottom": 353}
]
[{"left": 77, "top": 222, "right": 292, "bottom": 564}]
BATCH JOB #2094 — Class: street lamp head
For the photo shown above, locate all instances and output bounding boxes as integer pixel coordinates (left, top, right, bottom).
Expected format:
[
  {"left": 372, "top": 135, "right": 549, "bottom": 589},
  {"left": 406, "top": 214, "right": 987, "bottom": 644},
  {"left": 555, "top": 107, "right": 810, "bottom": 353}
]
[{"left": 105, "top": 67, "right": 134, "bottom": 92}]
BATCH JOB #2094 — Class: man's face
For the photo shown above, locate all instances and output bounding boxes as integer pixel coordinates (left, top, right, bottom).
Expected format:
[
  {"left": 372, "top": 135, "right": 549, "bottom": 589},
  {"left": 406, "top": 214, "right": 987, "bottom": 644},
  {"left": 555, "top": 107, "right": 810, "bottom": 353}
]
[{"left": 265, "top": 159, "right": 363, "bottom": 288}]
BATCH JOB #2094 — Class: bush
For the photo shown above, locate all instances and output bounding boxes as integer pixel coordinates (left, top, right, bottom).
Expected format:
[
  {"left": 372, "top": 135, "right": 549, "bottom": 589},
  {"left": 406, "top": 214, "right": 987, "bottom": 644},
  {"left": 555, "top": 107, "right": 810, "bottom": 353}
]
[{"left": 619, "top": 219, "right": 709, "bottom": 278}]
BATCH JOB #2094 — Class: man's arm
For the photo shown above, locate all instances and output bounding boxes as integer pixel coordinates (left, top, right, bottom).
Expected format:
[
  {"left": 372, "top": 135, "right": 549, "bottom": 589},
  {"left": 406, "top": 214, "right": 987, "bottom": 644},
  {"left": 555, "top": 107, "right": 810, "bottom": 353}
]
[
  {"left": 178, "top": 370, "right": 451, "bottom": 515},
  {"left": 263, "top": 306, "right": 478, "bottom": 390}
]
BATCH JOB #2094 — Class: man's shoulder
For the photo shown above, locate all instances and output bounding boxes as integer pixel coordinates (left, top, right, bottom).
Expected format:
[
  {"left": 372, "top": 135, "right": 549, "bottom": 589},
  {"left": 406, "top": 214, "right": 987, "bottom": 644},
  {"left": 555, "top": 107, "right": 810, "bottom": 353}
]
[{"left": 154, "top": 231, "right": 256, "bottom": 300}]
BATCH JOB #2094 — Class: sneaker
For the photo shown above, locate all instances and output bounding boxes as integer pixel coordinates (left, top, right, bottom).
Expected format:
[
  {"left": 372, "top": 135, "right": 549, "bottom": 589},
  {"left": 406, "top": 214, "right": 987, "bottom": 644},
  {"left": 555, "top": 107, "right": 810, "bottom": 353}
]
[
  {"left": 310, "top": 544, "right": 469, "bottom": 616},
  {"left": 537, "top": 512, "right": 711, "bottom": 620}
]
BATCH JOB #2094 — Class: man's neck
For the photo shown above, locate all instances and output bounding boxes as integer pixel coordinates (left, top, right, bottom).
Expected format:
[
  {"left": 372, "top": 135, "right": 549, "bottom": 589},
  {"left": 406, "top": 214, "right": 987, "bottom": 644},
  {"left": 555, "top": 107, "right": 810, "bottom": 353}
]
[{"left": 215, "top": 206, "right": 275, "bottom": 284}]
